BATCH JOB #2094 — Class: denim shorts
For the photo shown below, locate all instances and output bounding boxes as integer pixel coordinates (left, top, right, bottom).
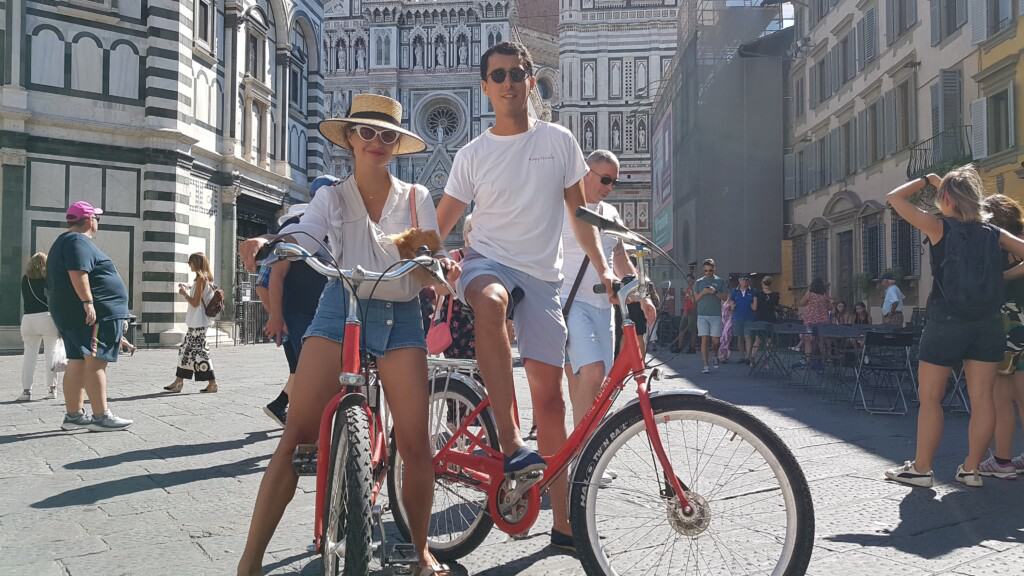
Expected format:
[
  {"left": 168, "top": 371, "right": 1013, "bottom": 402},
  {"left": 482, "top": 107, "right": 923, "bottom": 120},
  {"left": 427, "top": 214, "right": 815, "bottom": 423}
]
[
  {"left": 732, "top": 318, "right": 752, "bottom": 338},
  {"left": 918, "top": 309, "right": 1003, "bottom": 367},
  {"left": 58, "top": 318, "right": 124, "bottom": 363},
  {"left": 304, "top": 280, "right": 426, "bottom": 358}
]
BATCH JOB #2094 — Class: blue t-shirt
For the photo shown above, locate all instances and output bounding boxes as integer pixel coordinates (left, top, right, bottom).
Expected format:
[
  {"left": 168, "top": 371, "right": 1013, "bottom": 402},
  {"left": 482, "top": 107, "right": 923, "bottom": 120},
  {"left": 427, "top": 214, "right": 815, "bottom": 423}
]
[
  {"left": 731, "top": 288, "right": 756, "bottom": 321},
  {"left": 46, "top": 232, "right": 129, "bottom": 326},
  {"left": 693, "top": 275, "right": 727, "bottom": 316}
]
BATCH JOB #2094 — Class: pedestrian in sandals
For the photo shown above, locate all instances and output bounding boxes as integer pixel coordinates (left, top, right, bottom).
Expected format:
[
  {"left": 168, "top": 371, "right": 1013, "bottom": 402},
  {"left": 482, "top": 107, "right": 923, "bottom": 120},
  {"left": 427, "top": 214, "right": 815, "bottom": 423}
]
[{"left": 165, "top": 252, "right": 218, "bottom": 393}]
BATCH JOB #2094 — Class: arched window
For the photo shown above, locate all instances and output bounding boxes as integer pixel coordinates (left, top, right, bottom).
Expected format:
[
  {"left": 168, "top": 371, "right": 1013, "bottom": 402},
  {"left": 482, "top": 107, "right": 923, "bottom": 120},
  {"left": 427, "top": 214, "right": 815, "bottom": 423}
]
[
  {"left": 71, "top": 35, "right": 103, "bottom": 93},
  {"left": 375, "top": 35, "right": 384, "bottom": 66},
  {"left": 109, "top": 42, "right": 140, "bottom": 99}
]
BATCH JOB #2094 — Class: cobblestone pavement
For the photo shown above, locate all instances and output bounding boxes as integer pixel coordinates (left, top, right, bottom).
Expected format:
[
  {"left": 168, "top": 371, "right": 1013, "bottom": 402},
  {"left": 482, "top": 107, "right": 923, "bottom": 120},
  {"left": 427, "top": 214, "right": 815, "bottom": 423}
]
[{"left": 1, "top": 344, "right": 1022, "bottom": 575}]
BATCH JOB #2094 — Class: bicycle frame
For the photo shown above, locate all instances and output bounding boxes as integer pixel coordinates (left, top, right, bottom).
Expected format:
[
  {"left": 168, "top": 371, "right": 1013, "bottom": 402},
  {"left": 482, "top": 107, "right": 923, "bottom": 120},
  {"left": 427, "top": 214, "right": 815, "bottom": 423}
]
[
  {"left": 312, "top": 286, "right": 390, "bottom": 550},
  {"left": 433, "top": 245, "right": 692, "bottom": 534}
]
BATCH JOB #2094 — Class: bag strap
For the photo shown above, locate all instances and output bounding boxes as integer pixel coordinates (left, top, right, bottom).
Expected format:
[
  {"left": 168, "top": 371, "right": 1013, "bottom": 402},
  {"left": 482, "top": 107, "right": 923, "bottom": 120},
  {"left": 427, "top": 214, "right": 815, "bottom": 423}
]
[
  {"left": 409, "top": 184, "right": 419, "bottom": 229},
  {"left": 25, "top": 277, "right": 47, "bottom": 307},
  {"left": 562, "top": 255, "right": 590, "bottom": 317},
  {"left": 432, "top": 293, "right": 455, "bottom": 324}
]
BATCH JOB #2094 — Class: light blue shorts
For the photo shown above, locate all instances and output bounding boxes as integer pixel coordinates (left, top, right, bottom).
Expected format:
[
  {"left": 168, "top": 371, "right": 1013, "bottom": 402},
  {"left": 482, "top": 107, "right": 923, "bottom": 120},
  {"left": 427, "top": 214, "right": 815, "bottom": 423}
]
[
  {"left": 457, "top": 250, "right": 567, "bottom": 368},
  {"left": 564, "top": 301, "right": 615, "bottom": 376},
  {"left": 304, "top": 279, "right": 426, "bottom": 358},
  {"left": 697, "top": 315, "right": 723, "bottom": 338}
]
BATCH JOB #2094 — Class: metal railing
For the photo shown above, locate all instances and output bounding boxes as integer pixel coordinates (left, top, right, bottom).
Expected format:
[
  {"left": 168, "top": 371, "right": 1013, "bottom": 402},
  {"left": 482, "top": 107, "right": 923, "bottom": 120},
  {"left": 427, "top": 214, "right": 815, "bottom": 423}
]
[{"left": 906, "top": 126, "right": 973, "bottom": 179}]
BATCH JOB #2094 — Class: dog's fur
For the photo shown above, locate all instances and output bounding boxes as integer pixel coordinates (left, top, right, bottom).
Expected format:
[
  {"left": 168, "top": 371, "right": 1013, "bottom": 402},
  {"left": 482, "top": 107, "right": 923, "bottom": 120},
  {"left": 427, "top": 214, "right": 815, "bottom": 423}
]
[{"left": 390, "top": 227, "right": 443, "bottom": 286}]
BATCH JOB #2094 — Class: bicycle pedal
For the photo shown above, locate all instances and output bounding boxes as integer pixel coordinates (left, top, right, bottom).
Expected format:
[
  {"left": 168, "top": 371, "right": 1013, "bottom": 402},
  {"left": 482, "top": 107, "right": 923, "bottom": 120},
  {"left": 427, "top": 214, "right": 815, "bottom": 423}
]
[
  {"left": 384, "top": 543, "right": 419, "bottom": 566},
  {"left": 292, "top": 444, "right": 317, "bottom": 476}
]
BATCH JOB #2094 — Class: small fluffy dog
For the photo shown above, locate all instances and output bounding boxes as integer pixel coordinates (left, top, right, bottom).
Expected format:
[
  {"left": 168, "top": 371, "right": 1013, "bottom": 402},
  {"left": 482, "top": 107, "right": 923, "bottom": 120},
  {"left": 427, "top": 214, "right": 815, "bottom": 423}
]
[{"left": 390, "top": 227, "right": 443, "bottom": 287}]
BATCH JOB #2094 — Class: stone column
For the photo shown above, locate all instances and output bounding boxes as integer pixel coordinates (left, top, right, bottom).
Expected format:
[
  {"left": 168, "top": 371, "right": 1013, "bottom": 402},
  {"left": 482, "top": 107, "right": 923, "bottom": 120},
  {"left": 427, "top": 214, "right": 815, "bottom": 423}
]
[
  {"left": 277, "top": 49, "right": 293, "bottom": 164},
  {"left": 219, "top": 183, "right": 240, "bottom": 318}
]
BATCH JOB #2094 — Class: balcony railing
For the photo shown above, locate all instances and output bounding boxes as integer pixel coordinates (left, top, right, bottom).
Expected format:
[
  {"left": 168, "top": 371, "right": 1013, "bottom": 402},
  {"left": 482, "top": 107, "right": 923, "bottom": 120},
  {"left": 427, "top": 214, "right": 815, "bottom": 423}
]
[{"left": 906, "top": 126, "right": 973, "bottom": 179}]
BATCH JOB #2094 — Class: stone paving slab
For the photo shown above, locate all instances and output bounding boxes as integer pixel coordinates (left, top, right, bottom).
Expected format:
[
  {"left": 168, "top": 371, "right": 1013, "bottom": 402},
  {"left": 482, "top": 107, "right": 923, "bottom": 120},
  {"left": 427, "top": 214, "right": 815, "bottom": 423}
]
[{"left": 1, "top": 345, "right": 1022, "bottom": 575}]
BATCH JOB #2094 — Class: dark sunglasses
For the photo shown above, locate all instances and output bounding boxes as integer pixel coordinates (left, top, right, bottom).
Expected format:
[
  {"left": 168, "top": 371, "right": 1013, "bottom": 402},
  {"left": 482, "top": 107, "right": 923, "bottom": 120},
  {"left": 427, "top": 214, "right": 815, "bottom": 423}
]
[
  {"left": 487, "top": 67, "right": 530, "bottom": 84},
  {"left": 600, "top": 175, "right": 618, "bottom": 186},
  {"left": 351, "top": 125, "right": 400, "bottom": 145}
]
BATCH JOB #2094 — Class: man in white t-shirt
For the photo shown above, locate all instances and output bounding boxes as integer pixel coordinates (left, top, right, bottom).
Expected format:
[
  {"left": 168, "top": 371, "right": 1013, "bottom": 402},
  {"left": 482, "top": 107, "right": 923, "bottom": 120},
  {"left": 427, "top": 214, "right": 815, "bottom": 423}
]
[
  {"left": 881, "top": 272, "right": 905, "bottom": 326},
  {"left": 437, "top": 42, "right": 615, "bottom": 550}
]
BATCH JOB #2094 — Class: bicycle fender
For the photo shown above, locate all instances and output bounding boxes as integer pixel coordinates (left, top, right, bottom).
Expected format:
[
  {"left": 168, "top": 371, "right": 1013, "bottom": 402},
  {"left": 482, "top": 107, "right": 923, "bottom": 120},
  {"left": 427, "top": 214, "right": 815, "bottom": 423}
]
[
  {"left": 430, "top": 370, "right": 486, "bottom": 400},
  {"left": 339, "top": 392, "right": 367, "bottom": 411}
]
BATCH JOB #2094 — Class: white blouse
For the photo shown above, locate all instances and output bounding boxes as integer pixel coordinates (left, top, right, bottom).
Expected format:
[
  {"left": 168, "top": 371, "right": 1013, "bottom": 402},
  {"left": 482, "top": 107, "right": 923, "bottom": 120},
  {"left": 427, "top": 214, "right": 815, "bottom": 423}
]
[{"left": 279, "top": 175, "right": 439, "bottom": 302}]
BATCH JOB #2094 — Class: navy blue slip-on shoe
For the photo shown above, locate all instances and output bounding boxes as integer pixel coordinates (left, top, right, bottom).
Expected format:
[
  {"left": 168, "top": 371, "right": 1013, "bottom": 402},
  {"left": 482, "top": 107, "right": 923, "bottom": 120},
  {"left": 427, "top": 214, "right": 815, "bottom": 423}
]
[
  {"left": 504, "top": 445, "right": 547, "bottom": 476},
  {"left": 549, "top": 529, "right": 575, "bottom": 552}
]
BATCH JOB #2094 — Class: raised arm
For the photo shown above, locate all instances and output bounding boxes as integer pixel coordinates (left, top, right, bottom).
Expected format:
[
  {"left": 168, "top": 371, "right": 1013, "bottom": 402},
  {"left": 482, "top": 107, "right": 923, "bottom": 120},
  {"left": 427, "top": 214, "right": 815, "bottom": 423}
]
[{"left": 887, "top": 174, "right": 944, "bottom": 245}]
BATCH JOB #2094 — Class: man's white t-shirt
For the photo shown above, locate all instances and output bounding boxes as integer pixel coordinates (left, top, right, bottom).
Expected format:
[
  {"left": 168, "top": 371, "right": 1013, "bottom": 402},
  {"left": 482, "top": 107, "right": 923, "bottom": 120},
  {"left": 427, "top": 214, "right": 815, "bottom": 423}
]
[
  {"left": 445, "top": 120, "right": 589, "bottom": 282},
  {"left": 561, "top": 201, "right": 620, "bottom": 309}
]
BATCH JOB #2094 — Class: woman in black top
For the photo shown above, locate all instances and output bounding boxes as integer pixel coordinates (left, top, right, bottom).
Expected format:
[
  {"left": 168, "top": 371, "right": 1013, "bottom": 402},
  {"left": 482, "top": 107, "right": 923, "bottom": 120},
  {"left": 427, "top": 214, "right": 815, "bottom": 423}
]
[
  {"left": 753, "top": 276, "right": 780, "bottom": 322},
  {"left": 18, "top": 252, "right": 61, "bottom": 401},
  {"left": 885, "top": 167, "right": 1024, "bottom": 488}
]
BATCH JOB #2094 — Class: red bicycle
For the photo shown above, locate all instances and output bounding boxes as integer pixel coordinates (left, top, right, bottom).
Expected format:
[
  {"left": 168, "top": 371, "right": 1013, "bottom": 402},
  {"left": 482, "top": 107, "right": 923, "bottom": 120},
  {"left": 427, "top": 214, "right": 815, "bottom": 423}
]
[
  {"left": 388, "top": 209, "right": 816, "bottom": 575},
  {"left": 258, "top": 240, "right": 456, "bottom": 575}
]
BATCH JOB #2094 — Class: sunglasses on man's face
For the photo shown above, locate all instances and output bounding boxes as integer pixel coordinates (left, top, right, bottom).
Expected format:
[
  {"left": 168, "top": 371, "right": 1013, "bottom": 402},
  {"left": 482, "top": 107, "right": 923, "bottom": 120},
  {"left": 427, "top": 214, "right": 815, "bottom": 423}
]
[
  {"left": 487, "top": 67, "right": 530, "bottom": 84},
  {"left": 352, "top": 125, "right": 400, "bottom": 145},
  {"left": 599, "top": 175, "right": 618, "bottom": 186}
]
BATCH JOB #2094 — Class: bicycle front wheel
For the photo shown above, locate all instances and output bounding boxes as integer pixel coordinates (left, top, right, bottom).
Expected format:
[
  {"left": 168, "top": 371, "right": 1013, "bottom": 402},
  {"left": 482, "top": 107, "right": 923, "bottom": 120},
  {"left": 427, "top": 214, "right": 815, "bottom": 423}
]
[
  {"left": 570, "top": 393, "right": 814, "bottom": 576},
  {"left": 322, "top": 404, "right": 373, "bottom": 576}
]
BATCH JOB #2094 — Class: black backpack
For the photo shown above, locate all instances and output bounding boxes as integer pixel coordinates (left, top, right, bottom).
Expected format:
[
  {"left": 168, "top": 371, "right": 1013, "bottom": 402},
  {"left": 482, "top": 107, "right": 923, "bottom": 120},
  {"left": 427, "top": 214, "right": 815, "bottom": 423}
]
[{"left": 934, "top": 218, "right": 1004, "bottom": 318}]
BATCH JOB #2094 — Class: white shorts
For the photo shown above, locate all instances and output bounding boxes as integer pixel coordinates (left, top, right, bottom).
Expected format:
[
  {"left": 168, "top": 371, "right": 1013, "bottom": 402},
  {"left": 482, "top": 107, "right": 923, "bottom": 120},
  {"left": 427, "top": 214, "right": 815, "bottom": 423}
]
[
  {"left": 563, "top": 301, "right": 615, "bottom": 376},
  {"left": 697, "top": 315, "right": 723, "bottom": 338}
]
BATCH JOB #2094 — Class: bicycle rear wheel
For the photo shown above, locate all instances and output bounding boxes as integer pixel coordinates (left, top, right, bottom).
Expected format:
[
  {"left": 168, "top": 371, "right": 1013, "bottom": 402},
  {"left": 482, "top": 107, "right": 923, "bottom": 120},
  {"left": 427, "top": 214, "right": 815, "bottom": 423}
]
[
  {"left": 570, "top": 393, "right": 814, "bottom": 576},
  {"left": 388, "top": 373, "right": 497, "bottom": 561},
  {"left": 322, "top": 404, "right": 373, "bottom": 576}
]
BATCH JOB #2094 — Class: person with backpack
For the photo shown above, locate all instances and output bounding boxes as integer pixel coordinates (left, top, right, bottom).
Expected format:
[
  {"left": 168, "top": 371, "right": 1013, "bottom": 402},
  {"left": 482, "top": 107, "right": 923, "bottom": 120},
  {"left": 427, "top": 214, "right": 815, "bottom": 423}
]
[
  {"left": 884, "top": 167, "right": 1024, "bottom": 488},
  {"left": 164, "top": 252, "right": 218, "bottom": 393}
]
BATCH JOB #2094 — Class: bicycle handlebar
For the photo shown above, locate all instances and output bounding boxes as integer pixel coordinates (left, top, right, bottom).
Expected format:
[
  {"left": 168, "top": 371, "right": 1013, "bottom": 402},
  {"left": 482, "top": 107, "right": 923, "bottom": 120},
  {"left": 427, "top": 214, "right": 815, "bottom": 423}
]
[{"left": 257, "top": 240, "right": 456, "bottom": 295}]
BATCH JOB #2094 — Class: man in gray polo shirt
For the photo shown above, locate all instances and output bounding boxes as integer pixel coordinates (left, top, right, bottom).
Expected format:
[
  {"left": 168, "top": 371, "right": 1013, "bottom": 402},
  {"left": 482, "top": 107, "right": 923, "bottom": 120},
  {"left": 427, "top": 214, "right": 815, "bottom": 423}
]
[{"left": 693, "top": 258, "right": 727, "bottom": 374}]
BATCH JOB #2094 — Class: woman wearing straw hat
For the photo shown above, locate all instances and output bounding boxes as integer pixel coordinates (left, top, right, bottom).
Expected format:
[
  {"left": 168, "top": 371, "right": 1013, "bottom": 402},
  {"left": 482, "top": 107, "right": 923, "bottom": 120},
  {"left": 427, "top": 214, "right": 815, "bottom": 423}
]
[{"left": 237, "top": 94, "right": 452, "bottom": 576}]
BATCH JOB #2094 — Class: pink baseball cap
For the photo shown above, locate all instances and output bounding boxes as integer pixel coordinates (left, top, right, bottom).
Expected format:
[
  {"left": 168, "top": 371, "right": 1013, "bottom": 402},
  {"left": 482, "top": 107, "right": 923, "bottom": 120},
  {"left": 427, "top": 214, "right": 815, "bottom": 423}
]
[{"left": 66, "top": 201, "right": 103, "bottom": 222}]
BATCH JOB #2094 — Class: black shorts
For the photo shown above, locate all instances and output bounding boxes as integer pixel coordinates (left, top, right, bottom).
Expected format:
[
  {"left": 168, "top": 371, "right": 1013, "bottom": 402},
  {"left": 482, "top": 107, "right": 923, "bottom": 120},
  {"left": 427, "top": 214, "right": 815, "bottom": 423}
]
[
  {"left": 59, "top": 319, "right": 124, "bottom": 363},
  {"left": 918, "top": 310, "right": 1003, "bottom": 367}
]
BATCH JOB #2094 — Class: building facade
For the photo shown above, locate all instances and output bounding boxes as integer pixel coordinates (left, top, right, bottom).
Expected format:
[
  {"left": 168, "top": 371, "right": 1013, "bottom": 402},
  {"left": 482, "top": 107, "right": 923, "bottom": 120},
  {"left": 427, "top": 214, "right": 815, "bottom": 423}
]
[
  {"left": 320, "top": 0, "right": 558, "bottom": 248},
  {"left": 557, "top": 0, "right": 679, "bottom": 239},
  {"left": 650, "top": 0, "right": 787, "bottom": 292},
  {"left": 784, "top": 0, "right": 979, "bottom": 317},
  {"left": 0, "top": 0, "right": 325, "bottom": 349},
  {"left": 972, "top": 2, "right": 1024, "bottom": 203}
]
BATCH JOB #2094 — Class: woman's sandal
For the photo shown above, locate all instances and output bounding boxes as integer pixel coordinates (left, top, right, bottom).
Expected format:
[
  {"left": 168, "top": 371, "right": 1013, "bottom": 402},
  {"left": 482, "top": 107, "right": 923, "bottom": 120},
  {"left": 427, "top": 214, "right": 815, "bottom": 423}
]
[
  {"left": 413, "top": 564, "right": 452, "bottom": 576},
  {"left": 163, "top": 381, "right": 184, "bottom": 393},
  {"left": 200, "top": 383, "right": 218, "bottom": 393}
]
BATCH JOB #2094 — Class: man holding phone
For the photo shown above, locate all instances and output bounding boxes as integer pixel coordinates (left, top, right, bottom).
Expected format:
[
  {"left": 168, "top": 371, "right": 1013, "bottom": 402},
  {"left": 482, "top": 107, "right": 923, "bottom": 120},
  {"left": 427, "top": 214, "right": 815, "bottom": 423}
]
[{"left": 694, "top": 258, "right": 727, "bottom": 374}]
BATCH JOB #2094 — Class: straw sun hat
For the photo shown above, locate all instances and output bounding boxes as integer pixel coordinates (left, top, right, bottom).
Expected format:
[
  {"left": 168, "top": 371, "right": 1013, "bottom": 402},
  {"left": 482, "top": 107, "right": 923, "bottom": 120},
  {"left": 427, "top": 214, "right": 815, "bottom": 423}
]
[{"left": 319, "top": 94, "right": 427, "bottom": 156}]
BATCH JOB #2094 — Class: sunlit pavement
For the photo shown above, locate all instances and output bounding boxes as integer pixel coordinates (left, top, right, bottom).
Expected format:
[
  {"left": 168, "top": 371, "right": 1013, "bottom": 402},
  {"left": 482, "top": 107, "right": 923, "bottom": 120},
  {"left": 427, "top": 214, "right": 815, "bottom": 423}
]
[{"left": 1, "top": 344, "right": 1021, "bottom": 575}]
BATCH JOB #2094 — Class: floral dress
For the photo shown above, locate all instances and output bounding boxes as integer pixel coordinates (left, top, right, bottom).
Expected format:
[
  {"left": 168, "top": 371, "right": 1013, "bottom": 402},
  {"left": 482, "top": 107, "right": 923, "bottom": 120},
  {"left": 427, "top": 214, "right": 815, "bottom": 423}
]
[{"left": 719, "top": 299, "right": 735, "bottom": 362}]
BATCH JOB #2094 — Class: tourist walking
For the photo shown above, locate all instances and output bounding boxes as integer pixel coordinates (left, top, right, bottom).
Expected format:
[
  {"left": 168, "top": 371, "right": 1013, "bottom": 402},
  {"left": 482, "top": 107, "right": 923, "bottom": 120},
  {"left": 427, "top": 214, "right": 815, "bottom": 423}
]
[
  {"left": 434, "top": 42, "right": 615, "bottom": 550},
  {"left": 718, "top": 296, "right": 735, "bottom": 363},
  {"left": 750, "top": 275, "right": 780, "bottom": 359},
  {"left": 694, "top": 259, "right": 727, "bottom": 374},
  {"left": 672, "top": 275, "right": 698, "bottom": 353},
  {"left": 730, "top": 275, "right": 756, "bottom": 363},
  {"left": 884, "top": 167, "right": 1024, "bottom": 488},
  {"left": 237, "top": 93, "right": 453, "bottom": 575},
  {"left": 881, "top": 273, "right": 905, "bottom": 326},
  {"left": 979, "top": 194, "right": 1024, "bottom": 477},
  {"left": 18, "top": 252, "right": 61, "bottom": 401},
  {"left": 165, "top": 252, "right": 218, "bottom": 393},
  {"left": 47, "top": 201, "right": 133, "bottom": 432}
]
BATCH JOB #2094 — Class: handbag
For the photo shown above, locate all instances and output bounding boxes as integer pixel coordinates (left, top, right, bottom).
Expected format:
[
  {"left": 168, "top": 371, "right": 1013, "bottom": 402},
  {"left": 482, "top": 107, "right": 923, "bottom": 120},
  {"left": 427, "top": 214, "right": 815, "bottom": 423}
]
[
  {"left": 426, "top": 294, "right": 454, "bottom": 355},
  {"left": 51, "top": 339, "right": 68, "bottom": 373}
]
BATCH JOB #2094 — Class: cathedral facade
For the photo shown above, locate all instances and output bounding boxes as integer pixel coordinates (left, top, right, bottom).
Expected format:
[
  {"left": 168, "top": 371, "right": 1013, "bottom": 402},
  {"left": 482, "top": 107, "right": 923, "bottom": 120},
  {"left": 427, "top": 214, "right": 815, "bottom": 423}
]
[
  {"left": 557, "top": 0, "right": 678, "bottom": 237},
  {"left": 321, "top": 0, "right": 558, "bottom": 245},
  {"left": 0, "top": 0, "right": 325, "bottom": 348}
]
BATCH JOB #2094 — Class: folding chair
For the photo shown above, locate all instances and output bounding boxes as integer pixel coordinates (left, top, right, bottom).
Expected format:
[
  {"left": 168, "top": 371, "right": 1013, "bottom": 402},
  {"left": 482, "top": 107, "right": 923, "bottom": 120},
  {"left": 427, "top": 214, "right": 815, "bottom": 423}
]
[
  {"left": 853, "top": 330, "right": 915, "bottom": 415},
  {"left": 943, "top": 364, "right": 970, "bottom": 414}
]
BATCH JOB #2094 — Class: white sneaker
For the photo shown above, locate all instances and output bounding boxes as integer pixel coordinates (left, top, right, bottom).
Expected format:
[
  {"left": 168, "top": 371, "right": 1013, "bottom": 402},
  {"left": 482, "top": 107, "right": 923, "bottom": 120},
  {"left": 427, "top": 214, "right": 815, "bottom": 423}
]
[
  {"left": 1012, "top": 453, "right": 1024, "bottom": 474},
  {"left": 702, "top": 366, "right": 710, "bottom": 374},
  {"left": 86, "top": 411, "right": 133, "bottom": 432},
  {"left": 884, "top": 460, "right": 934, "bottom": 488},
  {"left": 15, "top": 390, "right": 31, "bottom": 402},
  {"left": 955, "top": 465, "right": 983, "bottom": 487}
]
